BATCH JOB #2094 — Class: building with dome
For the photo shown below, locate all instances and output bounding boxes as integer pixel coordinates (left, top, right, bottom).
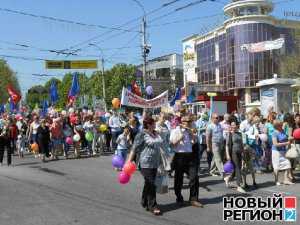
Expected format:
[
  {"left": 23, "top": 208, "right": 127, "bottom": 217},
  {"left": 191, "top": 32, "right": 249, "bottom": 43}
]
[{"left": 182, "top": 0, "right": 300, "bottom": 111}]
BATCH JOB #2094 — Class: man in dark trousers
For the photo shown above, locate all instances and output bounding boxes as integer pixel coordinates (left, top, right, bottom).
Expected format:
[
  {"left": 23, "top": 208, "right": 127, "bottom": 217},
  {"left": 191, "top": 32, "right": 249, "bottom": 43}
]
[
  {"left": 170, "top": 115, "right": 202, "bottom": 208},
  {"left": 0, "top": 123, "right": 12, "bottom": 166}
]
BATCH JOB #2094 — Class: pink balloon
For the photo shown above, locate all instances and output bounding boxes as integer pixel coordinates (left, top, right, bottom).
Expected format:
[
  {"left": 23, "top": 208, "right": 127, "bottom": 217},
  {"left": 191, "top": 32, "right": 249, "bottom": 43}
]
[
  {"left": 118, "top": 172, "right": 131, "bottom": 184},
  {"left": 66, "top": 137, "right": 73, "bottom": 145}
]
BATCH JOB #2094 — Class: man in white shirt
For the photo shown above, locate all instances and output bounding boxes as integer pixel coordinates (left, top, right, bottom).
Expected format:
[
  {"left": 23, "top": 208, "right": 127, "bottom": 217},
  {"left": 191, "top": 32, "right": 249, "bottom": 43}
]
[
  {"left": 170, "top": 115, "right": 203, "bottom": 208},
  {"left": 109, "top": 111, "right": 122, "bottom": 152}
]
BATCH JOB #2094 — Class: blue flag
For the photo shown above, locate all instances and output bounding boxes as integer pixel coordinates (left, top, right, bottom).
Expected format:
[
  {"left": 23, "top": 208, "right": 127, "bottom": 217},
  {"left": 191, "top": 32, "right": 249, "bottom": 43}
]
[
  {"left": 50, "top": 80, "right": 59, "bottom": 103},
  {"left": 187, "top": 87, "right": 196, "bottom": 103},
  {"left": 41, "top": 100, "right": 48, "bottom": 118},
  {"left": 0, "top": 104, "right": 5, "bottom": 114},
  {"left": 9, "top": 98, "right": 17, "bottom": 113},
  {"left": 170, "top": 88, "right": 181, "bottom": 106},
  {"left": 68, "top": 73, "right": 80, "bottom": 97}
]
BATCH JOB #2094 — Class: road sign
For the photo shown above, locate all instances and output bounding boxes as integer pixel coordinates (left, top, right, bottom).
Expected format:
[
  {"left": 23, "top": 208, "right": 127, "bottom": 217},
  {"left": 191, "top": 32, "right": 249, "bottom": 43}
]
[
  {"left": 46, "top": 60, "right": 98, "bottom": 69},
  {"left": 207, "top": 92, "right": 217, "bottom": 97}
]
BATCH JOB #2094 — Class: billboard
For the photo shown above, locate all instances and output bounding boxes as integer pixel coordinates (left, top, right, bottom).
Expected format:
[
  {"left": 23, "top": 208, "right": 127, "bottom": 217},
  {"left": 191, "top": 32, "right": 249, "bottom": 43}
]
[{"left": 183, "top": 39, "right": 197, "bottom": 83}]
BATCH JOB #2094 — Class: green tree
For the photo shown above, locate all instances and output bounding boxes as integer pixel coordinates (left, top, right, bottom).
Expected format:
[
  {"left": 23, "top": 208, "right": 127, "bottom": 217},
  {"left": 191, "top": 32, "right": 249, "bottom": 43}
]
[
  {"left": 0, "top": 59, "right": 20, "bottom": 104},
  {"left": 280, "top": 29, "right": 300, "bottom": 78},
  {"left": 25, "top": 64, "right": 136, "bottom": 109},
  {"left": 25, "top": 85, "right": 48, "bottom": 109},
  {"left": 105, "top": 63, "right": 136, "bottom": 107}
]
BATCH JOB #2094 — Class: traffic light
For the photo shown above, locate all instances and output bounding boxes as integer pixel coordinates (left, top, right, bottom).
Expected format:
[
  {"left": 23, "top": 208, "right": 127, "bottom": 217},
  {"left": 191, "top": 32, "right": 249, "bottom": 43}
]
[{"left": 143, "top": 44, "right": 151, "bottom": 56}]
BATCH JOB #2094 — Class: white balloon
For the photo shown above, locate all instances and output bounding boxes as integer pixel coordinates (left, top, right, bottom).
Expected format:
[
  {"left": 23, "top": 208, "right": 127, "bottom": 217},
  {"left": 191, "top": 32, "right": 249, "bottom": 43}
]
[
  {"left": 73, "top": 134, "right": 81, "bottom": 142},
  {"left": 61, "top": 110, "right": 67, "bottom": 116},
  {"left": 69, "top": 108, "right": 75, "bottom": 114}
]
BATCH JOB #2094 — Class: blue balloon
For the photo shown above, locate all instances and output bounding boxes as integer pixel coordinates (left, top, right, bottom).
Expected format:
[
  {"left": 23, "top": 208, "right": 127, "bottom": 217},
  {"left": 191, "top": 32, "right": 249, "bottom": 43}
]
[
  {"left": 146, "top": 86, "right": 153, "bottom": 96},
  {"left": 112, "top": 155, "right": 125, "bottom": 168},
  {"left": 224, "top": 161, "right": 234, "bottom": 174}
]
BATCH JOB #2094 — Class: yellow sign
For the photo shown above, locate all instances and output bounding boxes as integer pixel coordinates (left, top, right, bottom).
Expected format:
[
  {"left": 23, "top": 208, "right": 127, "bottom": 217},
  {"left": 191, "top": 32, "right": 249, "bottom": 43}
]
[
  {"left": 207, "top": 92, "right": 217, "bottom": 97},
  {"left": 46, "top": 60, "right": 98, "bottom": 69}
]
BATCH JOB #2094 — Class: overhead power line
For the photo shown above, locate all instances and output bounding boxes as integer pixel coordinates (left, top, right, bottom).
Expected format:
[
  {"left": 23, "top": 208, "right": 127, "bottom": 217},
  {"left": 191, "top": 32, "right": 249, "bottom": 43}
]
[
  {"left": 0, "top": 54, "right": 45, "bottom": 61},
  {"left": 61, "top": 0, "right": 184, "bottom": 53},
  {"left": 148, "top": 13, "right": 223, "bottom": 27},
  {"left": 0, "top": 40, "right": 79, "bottom": 56},
  {"left": 66, "top": 0, "right": 214, "bottom": 54},
  {"left": 107, "top": 32, "right": 140, "bottom": 61},
  {"left": 149, "top": 0, "right": 214, "bottom": 23},
  {"left": 0, "top": 7, "right": 140, "bottom": 33}
]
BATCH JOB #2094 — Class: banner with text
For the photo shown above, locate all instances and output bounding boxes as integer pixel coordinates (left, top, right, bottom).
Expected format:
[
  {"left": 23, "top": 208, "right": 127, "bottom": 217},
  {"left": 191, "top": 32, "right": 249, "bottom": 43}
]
[
  {"left": 241, "top": 38, "right": 285, "bottom": 53},
  {"left": 121, "top": 88, "right": 168, "bottom": 109}
]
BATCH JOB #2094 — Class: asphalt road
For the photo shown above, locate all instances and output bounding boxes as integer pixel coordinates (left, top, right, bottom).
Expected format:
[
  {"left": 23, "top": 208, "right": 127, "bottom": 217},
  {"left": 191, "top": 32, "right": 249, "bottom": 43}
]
[{"left": 0, "top": 154, "right": 299, "bottom": 225}]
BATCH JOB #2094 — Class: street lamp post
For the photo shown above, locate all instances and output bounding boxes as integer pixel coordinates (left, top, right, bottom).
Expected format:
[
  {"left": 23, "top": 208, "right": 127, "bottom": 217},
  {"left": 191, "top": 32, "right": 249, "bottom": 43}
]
[
  {"left": 89, "top": 43, "right": 107, "bottom": 112},
  {"left": 132, "top": 0, "right": 149, "bottom": 92}
]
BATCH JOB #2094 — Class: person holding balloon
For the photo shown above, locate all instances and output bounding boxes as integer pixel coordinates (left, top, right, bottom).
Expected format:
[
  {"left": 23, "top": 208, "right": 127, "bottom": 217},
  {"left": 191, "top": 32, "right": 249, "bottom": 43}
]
[
  {"left": 127, "top": 116, "right": 163, "bottom": 216},
  {"left": 293, "top": 114, "right": 300, "bottom": 171},
  {"left": 109, "top": 110, "right": 122, "bottom": 153},
  {"left": 27, "top": 115, "right": 40, "bottom": 158},
  {"left": 83, "top": 115, "right": 94, "bottom": 156},
  {"left": 115, "top": 125, "right": 132, "bottom": 170},
  {"left": 283, "top": 113, "right": 296, "bottom": 182},
  {"left": 73, "top": 120, "right": 83, "bottom": 158},
  {"left": 225, "top": 121, "right": 246, "bottom": 193},
  {"left": 62, "top": 116, "right": 73, "bottom": 159}
]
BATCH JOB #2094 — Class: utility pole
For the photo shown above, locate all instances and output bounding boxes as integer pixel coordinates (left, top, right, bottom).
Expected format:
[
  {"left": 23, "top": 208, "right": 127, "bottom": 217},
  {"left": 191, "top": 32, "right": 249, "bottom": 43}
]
[
  {"left": 142, "top": 16, "right": 147, "bottom": 90},
  {"left": 101, "top": 58, "right": 107, "bottom": 112},
  {"left": 88, "top": 43, "right": 107, "bottom": 112}
]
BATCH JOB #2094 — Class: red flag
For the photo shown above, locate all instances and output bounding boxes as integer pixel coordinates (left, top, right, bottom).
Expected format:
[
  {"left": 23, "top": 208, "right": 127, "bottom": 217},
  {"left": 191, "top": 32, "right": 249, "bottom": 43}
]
[
  {"left": 131, "top": 81, "right": 142, "bottom": 97},
  {"left": 7, "top": 84, "right": 21, "bottom": 104},
  {"left": 67, "top": 95, "right": 76, "bottom": 106}
]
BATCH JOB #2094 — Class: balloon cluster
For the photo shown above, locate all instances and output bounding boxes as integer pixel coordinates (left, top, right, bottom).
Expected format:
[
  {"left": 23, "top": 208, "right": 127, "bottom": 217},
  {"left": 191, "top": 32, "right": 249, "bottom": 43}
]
[{"left": 112, "top": 155, "right": 136, "bottom": 184}]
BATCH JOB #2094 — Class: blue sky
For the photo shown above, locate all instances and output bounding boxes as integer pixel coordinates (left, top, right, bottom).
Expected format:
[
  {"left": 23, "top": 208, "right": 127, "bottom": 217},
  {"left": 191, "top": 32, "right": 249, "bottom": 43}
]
[{"left": 0, "top": 0, "right": 298, "bottom": 95}]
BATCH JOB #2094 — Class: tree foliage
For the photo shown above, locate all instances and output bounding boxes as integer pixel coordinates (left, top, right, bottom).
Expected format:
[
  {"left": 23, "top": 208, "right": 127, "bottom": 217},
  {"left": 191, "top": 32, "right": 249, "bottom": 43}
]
[
  {"left": 25, "top": 64, "right": 136, "bottom": 109},
  {"left": 0, "top": 59, "right": 20, "bottom": 104},
  {"left": 280, "top": 29, "right": 300, "bottom": 78}
]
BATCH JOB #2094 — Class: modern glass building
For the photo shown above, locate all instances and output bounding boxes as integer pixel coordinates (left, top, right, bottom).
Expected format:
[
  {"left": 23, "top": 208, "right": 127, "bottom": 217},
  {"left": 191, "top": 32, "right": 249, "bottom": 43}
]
[{"left": 183, "top": 0, "right": 300, "bottom": 108}]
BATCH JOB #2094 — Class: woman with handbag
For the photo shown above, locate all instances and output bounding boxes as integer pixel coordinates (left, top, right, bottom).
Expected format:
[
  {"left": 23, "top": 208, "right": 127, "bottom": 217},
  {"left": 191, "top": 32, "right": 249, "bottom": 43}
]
[
  {"left": 127, "top": 116, "right": 163, "bottom": 216},
  {"left": 283, "top": 113, "right": 296, "bottom": 182},
  {"left": 271, "top": 120, "right": 294, "bottom": 185}
]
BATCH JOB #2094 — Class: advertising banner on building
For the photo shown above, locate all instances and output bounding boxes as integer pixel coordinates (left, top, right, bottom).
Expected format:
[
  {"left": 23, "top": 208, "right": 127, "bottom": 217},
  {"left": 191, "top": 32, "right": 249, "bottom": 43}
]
[
  {"left": 260, "top": 88, "right": 275, "bottom": 117},
  {"left": 121, "top": 88, "right": 168, "bottom": 109},
  {"left": 241, "top": 38, "right": 285, "bottom": 53},
  {"left": 183, "top": 39, "right": 197, "bottom": 83}
]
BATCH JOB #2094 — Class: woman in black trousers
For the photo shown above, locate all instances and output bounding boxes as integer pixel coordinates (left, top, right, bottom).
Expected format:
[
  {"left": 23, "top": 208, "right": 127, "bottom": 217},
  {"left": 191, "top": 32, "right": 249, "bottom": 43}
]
[
  {"left": 0, "top": 125, "right": 12, "bottom": 166},
  {"left": 225, "top": 121, "right": 246, "bottom": 193},
  {"left": 127, "top": 116, "right": 163, "bottom": 216},
  {"left": 37, "top": 119, "right": 51, "bottom": 162}
]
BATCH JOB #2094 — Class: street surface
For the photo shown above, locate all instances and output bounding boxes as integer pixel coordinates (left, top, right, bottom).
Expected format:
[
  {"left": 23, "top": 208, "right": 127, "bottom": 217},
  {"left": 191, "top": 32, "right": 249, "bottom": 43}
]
[{"left": 0, "top": 154, "right": 299, "bottom": 225}]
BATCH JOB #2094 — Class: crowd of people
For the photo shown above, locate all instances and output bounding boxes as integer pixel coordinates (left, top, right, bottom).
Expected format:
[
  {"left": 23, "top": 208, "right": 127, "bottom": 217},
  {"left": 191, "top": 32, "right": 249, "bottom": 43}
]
[{"left": 0, "top": 106, "right": 300, "bottom": 215}]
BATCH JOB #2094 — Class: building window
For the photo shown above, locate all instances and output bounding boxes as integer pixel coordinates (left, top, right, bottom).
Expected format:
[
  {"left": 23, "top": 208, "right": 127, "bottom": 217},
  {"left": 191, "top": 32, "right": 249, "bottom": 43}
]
[{"left": 156, "top": 68, "right": 170, "bottom": 79}]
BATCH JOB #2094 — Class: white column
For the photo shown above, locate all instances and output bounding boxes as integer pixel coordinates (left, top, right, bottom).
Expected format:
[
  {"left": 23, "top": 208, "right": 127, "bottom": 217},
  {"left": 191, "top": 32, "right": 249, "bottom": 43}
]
[
  {"left": 215, "top": 67, "right": 220, "bottom": 85},
  {"left": 245, "top": 88, "right": 251, "bottom": 105}
]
